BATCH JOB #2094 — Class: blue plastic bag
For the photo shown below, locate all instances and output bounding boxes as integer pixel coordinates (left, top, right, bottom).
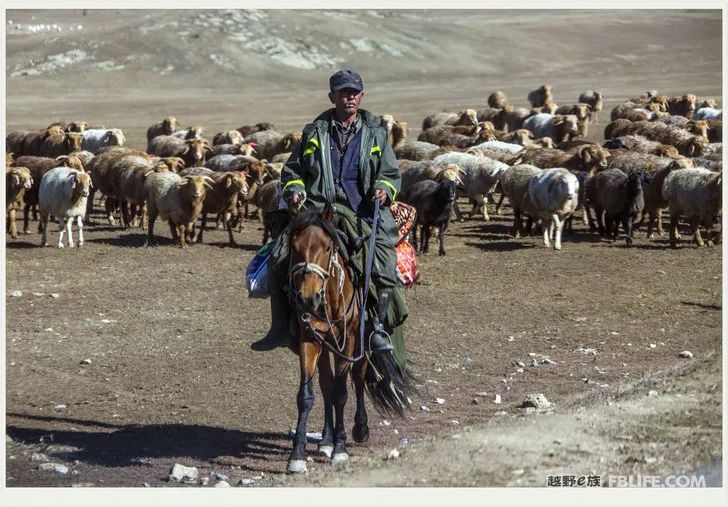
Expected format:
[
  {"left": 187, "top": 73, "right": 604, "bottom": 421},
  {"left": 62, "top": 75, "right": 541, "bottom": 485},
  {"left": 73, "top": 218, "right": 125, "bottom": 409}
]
[{"left": 246, "top": 241, "right": 273, "bottom": 298}]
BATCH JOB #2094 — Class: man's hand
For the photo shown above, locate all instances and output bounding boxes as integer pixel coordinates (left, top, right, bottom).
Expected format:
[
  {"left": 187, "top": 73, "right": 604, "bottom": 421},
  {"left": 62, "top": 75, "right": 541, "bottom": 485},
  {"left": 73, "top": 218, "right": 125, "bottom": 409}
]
[{"left": 373, "top": 188, "right": 389, "bottom": 206}]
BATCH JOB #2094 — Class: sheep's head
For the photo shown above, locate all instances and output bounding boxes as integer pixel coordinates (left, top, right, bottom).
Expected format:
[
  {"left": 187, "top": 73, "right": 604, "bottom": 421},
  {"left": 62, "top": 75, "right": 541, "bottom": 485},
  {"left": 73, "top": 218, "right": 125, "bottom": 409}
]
[
  {"left": 224, "top": 171, "right": 249, "bottom": 198},
  {"left": 45, "top": 125, "right": 65, "bottom": 138},
  {"left": 56, "top": 154, "right": 84, "bottom": 171},
  {"left": 379, "top": 114, "right": 395, "bottom": 133},
  {"left": 159, "top": 157, "right": 185, "bottom": 173},
  {"left": 280, "top": 132, "right": 301, "bottom": 152},
  {"left": 574, "top": 103, "right": 591, "bottom": 120},
  {"left": 162, "top": 116, "right": 178, "bottom": 134},
  {"left": 8, "top": 167, "right": 33, "bottom": 190},
  {"left": 460, "top": 109, "right": 479, "bottom": 127},
  {"left": 438, "top": 163, "right": 464, "bottom": 186},
  {"left": 183, "top": 126, "right": 205, "bottom": 140},
  {"left": 239, "top": 157, "right": 266, "bottom": 185},
  {"left": 103, "top": 129, "right": 126, "bottom": 146},
  {"left": 542, "top": 101, "right": 559, "bottom": 114},
  {"left": 179, "top": 175, "right": 211, "bottom": 203},
  {"left": 182, "top": 139, "right": 209, "bottom": 166},
  {"left": 580, "top": 145, "right": 609, "bottom": 171},
  {"left": 700, "top": 99, "right": 718, "bottom": 109},
  {"left": 64, "top": 132, "right": 84, "bottom": 152},
  {"left": 391, "top": 121, "right": 408, "bottom": 146},
  {"left": 686, "top": 120, "right": 708, "bottom": 138},
  {"left": 68, "top": 121, "right": 88, "bottom": 132},
  {"left": 652, "top": 95, "right": 669, "bottom": 112},
  {"left": 684, "top": 94, "right": 698, "bottom": 113},
  {"left": 68, "top": 171, "right": 92, "bottom": 198},
  {"left": 654, "top": 145, "right": 679, "bottom": 158},
  {"left": 474, "top": 127, "right": 497, "bottom": 142},
  {"left": 6, "top": 152, "right": 14, "bottom": 166},
  {"left": 687, "top": 137, "right": 708, "bottom": 157},
  {"left": 511, "top": 129, "right": 533, "bottom": 146}
]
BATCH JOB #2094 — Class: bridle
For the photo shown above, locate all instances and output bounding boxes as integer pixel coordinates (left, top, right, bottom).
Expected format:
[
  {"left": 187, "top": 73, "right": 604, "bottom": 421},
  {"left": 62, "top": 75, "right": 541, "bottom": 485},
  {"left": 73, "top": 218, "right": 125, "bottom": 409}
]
[{"left": 288, "top": 232, "right": 362, "bottom": 363}]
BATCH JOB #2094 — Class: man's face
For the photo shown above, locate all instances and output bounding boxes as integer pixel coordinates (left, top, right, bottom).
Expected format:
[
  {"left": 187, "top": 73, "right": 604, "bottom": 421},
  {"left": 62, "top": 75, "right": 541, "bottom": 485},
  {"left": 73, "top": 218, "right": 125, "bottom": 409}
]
[{"left": 328, "top": 87, "right": 364, "bottom": 116}]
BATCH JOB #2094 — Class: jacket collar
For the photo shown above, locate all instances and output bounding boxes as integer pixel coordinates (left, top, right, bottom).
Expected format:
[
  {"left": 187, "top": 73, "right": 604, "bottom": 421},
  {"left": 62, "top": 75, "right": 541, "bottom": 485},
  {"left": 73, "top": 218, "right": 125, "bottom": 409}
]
[{"left": 313, "top": 108, "right": 381, "bottom": 129}]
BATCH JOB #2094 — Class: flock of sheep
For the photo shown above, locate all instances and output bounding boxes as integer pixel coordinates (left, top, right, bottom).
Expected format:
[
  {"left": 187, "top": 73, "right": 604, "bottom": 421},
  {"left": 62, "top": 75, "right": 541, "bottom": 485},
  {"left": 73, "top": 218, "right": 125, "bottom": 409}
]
[{"left": 4, "top": 84, "right": 723, "bottom": 254}]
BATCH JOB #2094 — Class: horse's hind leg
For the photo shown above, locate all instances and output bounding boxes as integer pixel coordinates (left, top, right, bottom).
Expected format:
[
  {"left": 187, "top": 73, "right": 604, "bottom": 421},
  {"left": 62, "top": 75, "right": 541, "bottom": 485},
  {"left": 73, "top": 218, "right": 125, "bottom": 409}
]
[
  {"left": 288, "top": 339, "right": 322, "bottom": 474},
  {"left": 351, "top": 359, "right": 369, "bottom": 443},
  {"left": 317, "top": 351, "right": 335, "bottom": 458},
  {"left": 331, "top": 359, "right": 351, "bottom": 466}
]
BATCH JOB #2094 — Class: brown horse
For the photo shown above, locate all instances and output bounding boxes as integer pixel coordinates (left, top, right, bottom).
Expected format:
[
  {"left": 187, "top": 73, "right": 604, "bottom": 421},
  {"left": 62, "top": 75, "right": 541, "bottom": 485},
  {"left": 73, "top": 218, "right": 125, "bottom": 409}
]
[{"left": 285, "top": 203, "right": 413, "bottom": 473}]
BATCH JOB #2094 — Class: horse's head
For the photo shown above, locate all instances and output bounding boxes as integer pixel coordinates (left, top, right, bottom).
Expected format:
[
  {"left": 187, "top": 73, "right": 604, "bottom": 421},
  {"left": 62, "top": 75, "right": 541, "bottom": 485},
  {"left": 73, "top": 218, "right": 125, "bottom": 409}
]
[{"left": 288, "top": 203, "right": 341, "bottom": 316}]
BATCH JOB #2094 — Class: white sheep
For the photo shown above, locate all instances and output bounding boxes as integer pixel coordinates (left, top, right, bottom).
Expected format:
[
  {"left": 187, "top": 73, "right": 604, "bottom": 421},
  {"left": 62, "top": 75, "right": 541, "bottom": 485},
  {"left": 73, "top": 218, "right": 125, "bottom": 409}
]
[
  {"left": 38, "top": 166, "right": 92, "bottom": 248},
  {"left": 471, "top": 140, "right": 525, "bottom": 155},
  {"left": 433, "top": 152, "right": 509, "bottom": 221},
  {"left": 522, "top": 114, "right": 580, "bottom": 144},
  {"left": 693, "top": 107, "right": 722, "bottom": 120},
  {"left": 527, "top": 168, "right": 579, "bottom": 250},
  {"left": 662, "top": 167, "right": 722, "bottom": 248},
  {"left": 81, "top": 128, "right": 126, "bottom": 153}
]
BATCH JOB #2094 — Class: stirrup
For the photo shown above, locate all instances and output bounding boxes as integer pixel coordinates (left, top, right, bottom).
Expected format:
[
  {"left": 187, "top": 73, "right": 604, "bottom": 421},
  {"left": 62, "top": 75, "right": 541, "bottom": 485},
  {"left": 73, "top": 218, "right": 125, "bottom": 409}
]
[{"left": 369, "top": 329, "right": 394, "bottom": 354}]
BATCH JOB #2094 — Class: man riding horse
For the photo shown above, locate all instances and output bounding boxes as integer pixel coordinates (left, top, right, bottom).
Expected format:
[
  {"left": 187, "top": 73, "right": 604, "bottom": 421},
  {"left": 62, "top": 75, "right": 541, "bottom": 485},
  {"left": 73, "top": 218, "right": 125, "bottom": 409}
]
[{"left": 251, "top": 69, "right": 405, "bottom": 357}]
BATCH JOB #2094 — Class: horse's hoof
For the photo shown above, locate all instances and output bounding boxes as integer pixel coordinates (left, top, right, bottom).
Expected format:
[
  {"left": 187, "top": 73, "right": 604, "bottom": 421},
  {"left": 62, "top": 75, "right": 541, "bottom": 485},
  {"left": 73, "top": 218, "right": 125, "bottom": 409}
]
[
  {"left": 331, "top": 453, "right": 349, "bottom": 467},
  {"left": 318, "top": 444, "right": 333, "bottom": 458},
  {"left": 352, "top": 424, "right": 369, "bottom": 443},
  {"left": 287, "top": 459, "right": 308, "bottom": 474}
]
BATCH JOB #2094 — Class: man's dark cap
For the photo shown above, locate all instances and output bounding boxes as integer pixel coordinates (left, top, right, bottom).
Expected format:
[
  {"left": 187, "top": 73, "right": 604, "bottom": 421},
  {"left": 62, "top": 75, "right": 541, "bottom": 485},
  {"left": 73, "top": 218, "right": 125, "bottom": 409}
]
[{"left": 329, "top": 70, "right": 364, "bottom": 92}]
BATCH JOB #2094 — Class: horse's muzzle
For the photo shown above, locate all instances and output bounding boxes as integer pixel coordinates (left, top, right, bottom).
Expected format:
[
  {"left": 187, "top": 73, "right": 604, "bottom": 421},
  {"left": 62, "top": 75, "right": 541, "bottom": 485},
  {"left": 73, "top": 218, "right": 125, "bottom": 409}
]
[{"left": 295, "top": 289, "right": 324, "bottom": 315}]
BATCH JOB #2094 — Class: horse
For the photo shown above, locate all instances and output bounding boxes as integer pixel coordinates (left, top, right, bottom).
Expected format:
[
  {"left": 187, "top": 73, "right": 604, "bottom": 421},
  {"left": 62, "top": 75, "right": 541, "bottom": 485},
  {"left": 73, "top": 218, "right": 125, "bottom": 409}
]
[{"left": 285, "top": 202, "right": 414, "bottom": 473}]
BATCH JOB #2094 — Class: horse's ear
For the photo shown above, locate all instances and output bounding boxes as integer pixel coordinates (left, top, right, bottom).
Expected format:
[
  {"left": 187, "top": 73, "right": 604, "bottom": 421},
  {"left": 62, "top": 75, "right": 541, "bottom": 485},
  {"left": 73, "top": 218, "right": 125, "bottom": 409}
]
[{"left": 322, "top": 202, "right": 334, "bottom": 222}]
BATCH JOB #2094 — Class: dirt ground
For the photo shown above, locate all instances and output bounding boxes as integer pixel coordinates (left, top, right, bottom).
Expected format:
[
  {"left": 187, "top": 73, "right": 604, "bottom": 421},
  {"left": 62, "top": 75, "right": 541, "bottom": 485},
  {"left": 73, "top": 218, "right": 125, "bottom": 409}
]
[{"left": 4, "top": 8, "right": 723, "bottom": 490}]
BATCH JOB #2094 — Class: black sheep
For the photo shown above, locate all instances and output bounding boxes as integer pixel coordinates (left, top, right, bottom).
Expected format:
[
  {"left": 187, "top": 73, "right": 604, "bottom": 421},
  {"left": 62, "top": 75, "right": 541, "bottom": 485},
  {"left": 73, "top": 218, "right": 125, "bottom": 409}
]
[{"left": 400, "top": 179, "right": 457, "bottom": 256}]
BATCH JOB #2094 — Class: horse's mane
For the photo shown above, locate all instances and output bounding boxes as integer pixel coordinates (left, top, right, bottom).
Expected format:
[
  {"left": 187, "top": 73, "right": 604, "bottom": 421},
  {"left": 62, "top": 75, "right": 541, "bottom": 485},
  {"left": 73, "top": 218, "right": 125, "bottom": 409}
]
[{"left": 288, "top": 208, "right": 342, "bottom": 245}]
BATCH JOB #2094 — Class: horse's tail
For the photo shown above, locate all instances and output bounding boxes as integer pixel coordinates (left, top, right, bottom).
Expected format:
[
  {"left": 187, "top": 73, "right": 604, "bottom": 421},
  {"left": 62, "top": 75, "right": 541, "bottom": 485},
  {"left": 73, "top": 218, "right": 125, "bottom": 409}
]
[{"left": 364, "top": 351, "right": 418, "bottom": 418}]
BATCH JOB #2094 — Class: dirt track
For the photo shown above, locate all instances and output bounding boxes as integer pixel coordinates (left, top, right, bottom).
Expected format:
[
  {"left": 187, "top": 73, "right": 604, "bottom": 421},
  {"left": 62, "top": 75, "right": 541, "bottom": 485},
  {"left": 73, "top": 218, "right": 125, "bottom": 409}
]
[{"left": 4, "top": 8, "right": 723, "bottom": 489}]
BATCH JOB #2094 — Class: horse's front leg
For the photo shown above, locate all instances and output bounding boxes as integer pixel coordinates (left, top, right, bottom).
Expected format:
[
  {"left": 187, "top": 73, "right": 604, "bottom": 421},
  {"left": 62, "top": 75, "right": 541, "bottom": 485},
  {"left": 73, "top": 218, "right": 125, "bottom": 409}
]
[
  {"left": 288, "top": 339, "right": 322, "bottom": 474},
  {"left": 331, "top": 359, "right": 351, "bottom": 466},
  {"left": 351, "top": 358, "right": 369, "bottom": 443},
  {"left": 317, "top": 350, "right": 335, "bottom": 458}
]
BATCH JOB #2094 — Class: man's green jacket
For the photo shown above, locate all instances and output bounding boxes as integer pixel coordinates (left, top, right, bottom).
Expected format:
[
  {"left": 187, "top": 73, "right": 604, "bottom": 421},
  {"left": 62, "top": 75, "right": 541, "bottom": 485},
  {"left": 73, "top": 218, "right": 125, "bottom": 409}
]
[{"left": 280, "top": 108, "right": 401, "bottom": 214}]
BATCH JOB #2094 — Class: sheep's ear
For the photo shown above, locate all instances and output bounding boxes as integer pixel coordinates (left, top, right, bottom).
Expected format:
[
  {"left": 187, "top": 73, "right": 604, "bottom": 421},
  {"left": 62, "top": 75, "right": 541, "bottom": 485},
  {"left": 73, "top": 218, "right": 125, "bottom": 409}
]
[
  {"left": 103, "top": 130, "right": 113, "bottom": 141},
  {"left": 283, "top": 135, "right": 292, "bottom": 151},
  {"left": 225, "top": 175, "right": 233, "bottom": 188},
  {"left": 11, "top": 174, "right": 20, "bottom": 187},
  {"left": 687, "top": 143, "right": 696, "bottom": 156},
  {"left": 181, "top": 147, "right": 190, "bottom": 155},
  {"left": 67, "top": 174, "right": 77, "bottom": 188},
  {"left": 582, "top": 148, "right": 592, "bottom": 164},
  {"left": 322, "top": 202, "right": 334, "bottom": 222}
]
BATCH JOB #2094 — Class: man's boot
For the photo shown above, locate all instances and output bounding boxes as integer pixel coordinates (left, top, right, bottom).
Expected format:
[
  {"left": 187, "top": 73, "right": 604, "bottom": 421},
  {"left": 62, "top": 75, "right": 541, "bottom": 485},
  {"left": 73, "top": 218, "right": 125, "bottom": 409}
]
[
  {"left": 250, "top": 274, "right": 292, "bottom": 351},
  {"left": 370, "top": 288, "right": 394, "bottom": 354}
]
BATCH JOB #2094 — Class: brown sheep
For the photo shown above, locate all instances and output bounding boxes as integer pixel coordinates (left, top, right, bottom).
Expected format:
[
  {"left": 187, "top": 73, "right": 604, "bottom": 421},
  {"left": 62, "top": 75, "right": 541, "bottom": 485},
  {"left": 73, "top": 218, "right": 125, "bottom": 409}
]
[
  {"left": 146, "top": 116, "right": 179, "bottom": 142},
  {"left": 667, "top": 94, "right": 698, "bottom": 118},
  {"left": 505, "top": 108, "right": 533, "bottom": 132},
  {"left": 417, "top": 124, "right": 497, "bottom": 148},
  {"left": 496, "top": 129, "right": 534, "bottom": 146},
  {"left": 147, "top": 136, "right": 211, "bottom": 167},
  {"left": 46, "top": 120, "right": 88, "bottom": 133},
  {"left": 476, "top": 107, "right": 510, "bottom": 132},
  {"left": 390, "top": 120, "right": 408, "bottom": 149},
  {"left": 606, "top": 120, "right": 708, "bottom": 156},
  {"left": 212, "top": 130, "right": 245, "bottom": 146},
  {"left": 527, "top": 84, "right": 553, "bottom": 108},
  {"left": 700, "top": 99, "right": 718, "bottom": 109},
  {"left": 85, "top": 147, "right": 150, "bottom": 225},
  {"left": 178, "top": 168, "right": 248, "bottom": 245},
  {"left": 39, "top": 132, "right": 83, "bottom": 158},
  {"left": 236, "top": 122, "right": 276, "bottom": 137},
  {"left": 517, "top": 144, "right": 609, "bottom": 176},
  {"left": 209, "top": 143, "right": 257, "bottom": 158},
  {"left": 6, "top": 166, "right": 33, "bottom": 239},
  {"left": 602, "top": 135, "right": 680, "bottom": 158},
  {"left": 421, "top": 109, "right": 479, "bottom": 130},
  {"left": 530, "top": 100, "right": 559, "bottom": 115},
  {"left": 487, "top": 91, "right": 509, "bottom": 110},
  {"left": 244, "top": 130, "right": 302, "bottom": 161},
  {"left": 12, "top": 155, "right": 84, "bottom": 233},
  {"left": 250, "top": 180, "right": 281, "bottom": 244},
  {"left": 144, "top": 172, "right": 213, "bottom": 248}
]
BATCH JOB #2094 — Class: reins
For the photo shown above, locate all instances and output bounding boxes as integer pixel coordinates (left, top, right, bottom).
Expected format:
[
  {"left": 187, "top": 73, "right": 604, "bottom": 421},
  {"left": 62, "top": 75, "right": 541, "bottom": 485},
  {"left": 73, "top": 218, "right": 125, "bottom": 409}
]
[{"left": 289, "top": 201, "right": 381, "bottom": 364}]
